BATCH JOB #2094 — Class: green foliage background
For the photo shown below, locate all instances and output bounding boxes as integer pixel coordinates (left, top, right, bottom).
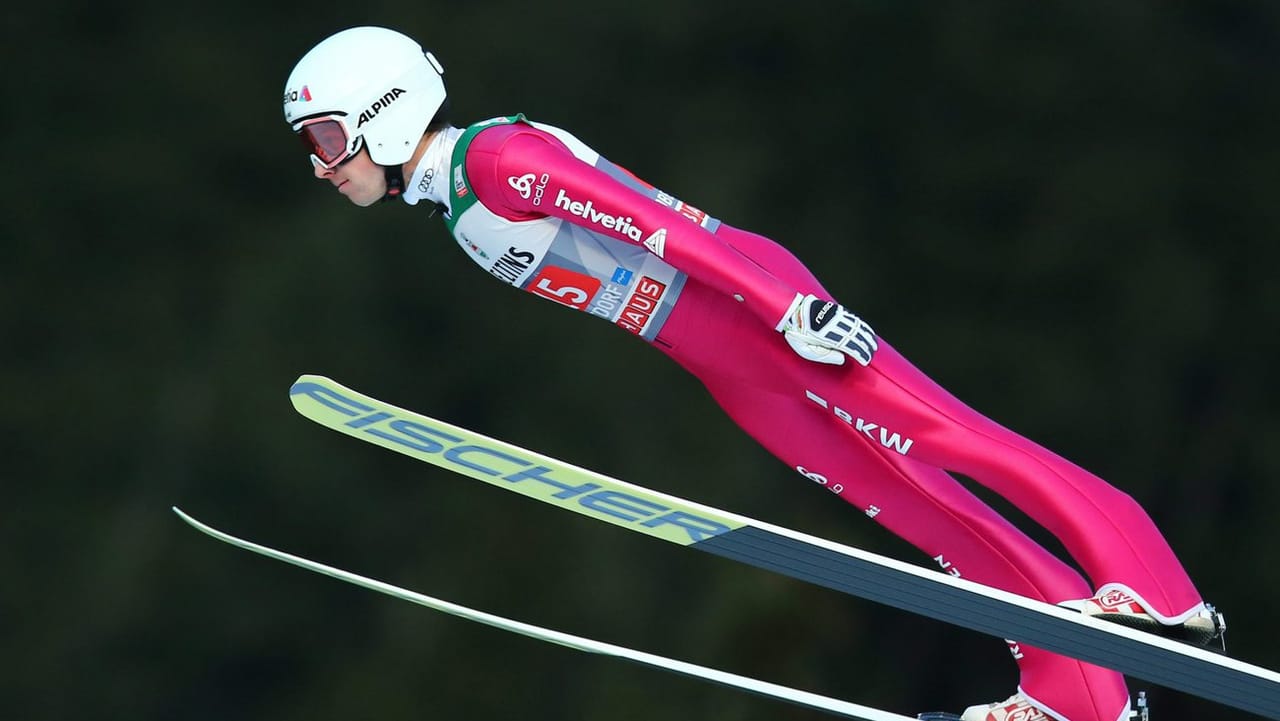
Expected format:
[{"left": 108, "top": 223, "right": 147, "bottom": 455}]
[{"left": 4, "top": 2, "right": 1278, "bottom": 719}]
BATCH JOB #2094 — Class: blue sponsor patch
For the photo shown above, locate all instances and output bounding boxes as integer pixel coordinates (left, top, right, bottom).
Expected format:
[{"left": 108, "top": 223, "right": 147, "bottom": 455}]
[{"left": 611, "top": 267, "right": 634, "bottom": 285}]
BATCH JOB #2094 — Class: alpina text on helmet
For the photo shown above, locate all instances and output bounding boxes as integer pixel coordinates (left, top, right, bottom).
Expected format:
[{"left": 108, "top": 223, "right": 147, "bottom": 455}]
[{"left": 357, "top": 88, "right": 407, "bottom": 128}]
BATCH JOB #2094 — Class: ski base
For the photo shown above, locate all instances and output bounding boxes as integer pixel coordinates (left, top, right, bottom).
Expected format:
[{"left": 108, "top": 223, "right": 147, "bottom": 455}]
[{"left": 173, "top": 507, "right": 917, "bottom": 721}]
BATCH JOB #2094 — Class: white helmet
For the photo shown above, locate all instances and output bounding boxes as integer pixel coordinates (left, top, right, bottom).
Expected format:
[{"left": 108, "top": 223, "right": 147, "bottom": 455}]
[{"left": 283, "top": 26, "right": 446, "bottom": 168}]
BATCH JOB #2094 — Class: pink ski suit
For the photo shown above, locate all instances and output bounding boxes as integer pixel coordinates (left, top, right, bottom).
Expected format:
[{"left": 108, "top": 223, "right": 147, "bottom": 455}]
[{"left": 401, "top": 115, "right": 1208, "bottom": 721}]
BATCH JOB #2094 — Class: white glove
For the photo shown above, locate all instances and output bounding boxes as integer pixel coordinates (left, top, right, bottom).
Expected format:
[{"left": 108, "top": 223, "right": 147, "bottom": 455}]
[{"left": 777, "top": 292, "right": 878, "bottom": 367}]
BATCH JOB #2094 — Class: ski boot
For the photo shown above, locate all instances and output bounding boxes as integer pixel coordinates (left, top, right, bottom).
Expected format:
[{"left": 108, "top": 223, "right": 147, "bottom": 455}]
[
  {"left": 1069, "top": 589, "right": 1226, "bottom": 649},
  {"left": 918, "top": 690, "right": 1149, "bottom": 721}
]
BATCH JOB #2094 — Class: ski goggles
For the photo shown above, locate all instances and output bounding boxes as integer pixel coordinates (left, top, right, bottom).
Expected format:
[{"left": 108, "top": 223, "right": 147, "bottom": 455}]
[{"left": 293, "top": 115, "right": 363, "bottom": 169}]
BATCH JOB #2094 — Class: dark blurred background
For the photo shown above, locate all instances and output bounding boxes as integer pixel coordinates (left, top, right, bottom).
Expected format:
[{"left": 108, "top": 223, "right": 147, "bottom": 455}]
[{"left": 5, "top": 1, "right": 1278, "bottom": 719}]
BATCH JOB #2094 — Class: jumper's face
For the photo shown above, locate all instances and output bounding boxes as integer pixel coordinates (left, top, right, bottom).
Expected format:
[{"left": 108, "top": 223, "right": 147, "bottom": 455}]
[{"left": 312, "top": 147, "right": 386, "bottom": 207}]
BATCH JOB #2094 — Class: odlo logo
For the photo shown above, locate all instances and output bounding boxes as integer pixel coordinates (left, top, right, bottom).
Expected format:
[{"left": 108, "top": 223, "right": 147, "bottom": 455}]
[
  {"left": 797, "top": 465, "right": 843, "bottom": 495},
  {"left": 357, "top": 88, "right": 407, "bottom": 128},
  {"left": 508, "top": 172, "right": 550, "bottom": 205},
  {"left": 509, "top": 174, "right": 536, "bottom": 198}
]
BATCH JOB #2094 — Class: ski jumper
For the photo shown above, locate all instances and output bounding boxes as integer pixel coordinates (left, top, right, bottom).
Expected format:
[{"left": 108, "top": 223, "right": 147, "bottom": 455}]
[{"left": 402, "top": 115, "right": 1208, "bottom": 721}]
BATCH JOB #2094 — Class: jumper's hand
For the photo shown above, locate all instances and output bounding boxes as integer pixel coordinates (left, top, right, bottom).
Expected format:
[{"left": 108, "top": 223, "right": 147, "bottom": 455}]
[{"left": 777, "top": 293, "right": 878, "bottom": 367}]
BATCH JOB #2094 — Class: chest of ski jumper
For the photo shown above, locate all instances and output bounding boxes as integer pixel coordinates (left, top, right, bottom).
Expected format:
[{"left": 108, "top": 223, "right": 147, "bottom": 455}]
[{"left": 443, "top": 116, "right": 719, "bottom": 342}]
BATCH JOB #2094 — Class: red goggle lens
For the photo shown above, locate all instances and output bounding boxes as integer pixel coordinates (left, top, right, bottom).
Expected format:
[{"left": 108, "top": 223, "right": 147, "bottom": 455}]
[{"left": 296, "top": 118, "right": 355, "bottom": 168}]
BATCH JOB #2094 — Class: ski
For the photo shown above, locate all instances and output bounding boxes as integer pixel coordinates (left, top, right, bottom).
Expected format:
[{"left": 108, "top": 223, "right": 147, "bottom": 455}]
[
  {"left": 289, "top": 374, "right": 1280, "bottom": 719},
  {"left": 173, "top": 507, "right": 915, "bottom": 721}
]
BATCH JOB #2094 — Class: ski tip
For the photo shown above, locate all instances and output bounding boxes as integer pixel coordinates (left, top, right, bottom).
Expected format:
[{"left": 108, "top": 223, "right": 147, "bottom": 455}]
[
  {"left": 171, "top": 506, "right": 207, "bottom": 532},
  {"left": 289, "top": 375, "right": 342, "bottom": 408},
  {"left": 170, "top": 508, "right": 234, "bottom": 545}
]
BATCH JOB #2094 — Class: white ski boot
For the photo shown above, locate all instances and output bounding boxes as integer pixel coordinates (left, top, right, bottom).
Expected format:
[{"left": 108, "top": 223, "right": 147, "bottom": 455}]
[
  {"left": 918, "top": 690, "right": 1149, "bottom": 721},
  {"left": 1072, "top": 588, "right": 1226, "bottom": 647},
  {"left": 917, "top": 692, "right": 1048, "bottom": 721}
]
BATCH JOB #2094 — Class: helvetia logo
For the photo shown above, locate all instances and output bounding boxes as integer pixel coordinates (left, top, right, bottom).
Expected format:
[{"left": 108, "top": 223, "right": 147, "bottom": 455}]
[
  {"left": 357, "top": 88, "right": 406, "bottom": 128},
  {"left": 553, "top": 189, "right": 643, "bottom": 241},
  {"left": 282, "top": 85, "right": 313, "bottom": 104},
  {"left": 642, "top": 228, "right": 667, "bottom": 258}
]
